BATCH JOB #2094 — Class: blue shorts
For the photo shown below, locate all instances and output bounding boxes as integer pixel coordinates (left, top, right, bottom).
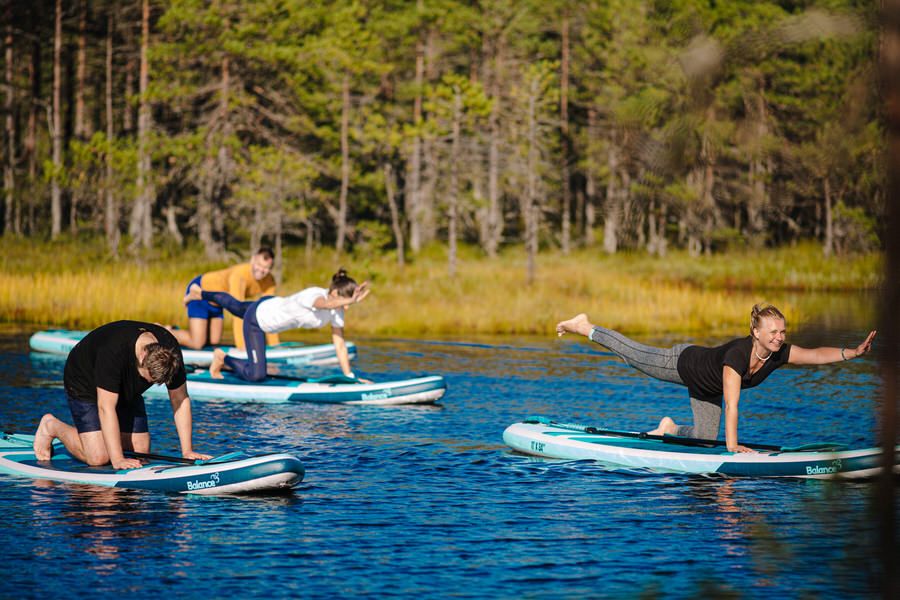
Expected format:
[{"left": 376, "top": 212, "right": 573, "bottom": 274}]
[
  {"left": 67, "top": 394, "right": 149, "bottom": 435},
  {"left": 185, "top": 275, "right": 224, "bottom": 320}
]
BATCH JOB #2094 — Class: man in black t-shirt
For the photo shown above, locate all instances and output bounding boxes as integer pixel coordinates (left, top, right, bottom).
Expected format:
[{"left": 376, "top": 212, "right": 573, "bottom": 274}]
[{"left": 33, "top": 321, "right": 210, "bottom": 469}]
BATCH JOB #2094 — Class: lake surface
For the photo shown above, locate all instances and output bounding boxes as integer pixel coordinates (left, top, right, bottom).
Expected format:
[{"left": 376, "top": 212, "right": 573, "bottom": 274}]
[{"left": 0, "top": 320, "right": 896, "bottom": 599}]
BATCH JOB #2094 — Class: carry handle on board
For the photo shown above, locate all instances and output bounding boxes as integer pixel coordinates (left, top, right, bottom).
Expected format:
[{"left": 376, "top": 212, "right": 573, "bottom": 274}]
[
  {"left": 123, "top": 451, "right": 200, "bottom": 465},
  {"left": 523, "top": 416, "right": 847, "bottom": 453}
]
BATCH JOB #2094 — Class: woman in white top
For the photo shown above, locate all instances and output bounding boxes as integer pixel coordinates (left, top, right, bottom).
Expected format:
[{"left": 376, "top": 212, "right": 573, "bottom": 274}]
[{"left": 183, "top": 269, "right": 369, "bottom": 382}]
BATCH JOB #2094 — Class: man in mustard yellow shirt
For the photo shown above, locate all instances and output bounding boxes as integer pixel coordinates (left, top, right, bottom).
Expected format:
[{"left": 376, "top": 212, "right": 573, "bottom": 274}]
[{"left": 170, "top": 248, "right": 278, "bottom": 349}]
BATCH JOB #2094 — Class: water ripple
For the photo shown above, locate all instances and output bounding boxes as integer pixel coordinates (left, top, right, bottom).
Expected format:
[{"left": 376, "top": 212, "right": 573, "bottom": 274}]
[{"left": 0, "top": 327, "right": 896, "bottom": 599}]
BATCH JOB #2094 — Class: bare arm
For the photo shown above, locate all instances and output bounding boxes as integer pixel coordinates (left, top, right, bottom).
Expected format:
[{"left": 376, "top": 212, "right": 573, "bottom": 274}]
[
  {"left": 722, "top": 366, "right": 755, "bottom": 453},
  {"left": 97, "top": 388, "right": 142, "bottom": 470},
  {"left": 168, "top": 383, "right": 211, "bottom": 460},
  {"left": 329, "top": 326, "right": 371, "bottom": 382},
  {"left": 331, "top": 327, "right": 352, "bottom": 377},
  {"left": 313, "top": 282, "right": 370, "bottom": 310},
  {"left": 788, "top": 330, "right": 876, "bottom": 365}
]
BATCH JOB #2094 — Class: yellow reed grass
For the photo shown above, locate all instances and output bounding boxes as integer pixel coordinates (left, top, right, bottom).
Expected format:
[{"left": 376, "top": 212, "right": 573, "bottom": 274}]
[
  {"left": 2, "top": 269, "right": 182, "bottom": 328},
  {"left": 346, "top": 254, "right": 769, "bottom": 336},
  {"left": 0, "top": 238, "right": 882, "bottom": 338}
]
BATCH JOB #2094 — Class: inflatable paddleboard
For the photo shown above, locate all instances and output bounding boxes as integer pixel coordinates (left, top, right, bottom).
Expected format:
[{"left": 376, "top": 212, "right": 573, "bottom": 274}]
[
  {"left": 29, "top": 329, "right": 355, "bottom": 366},
  {"left": 0, "top": 433, "right": 304, "bottom": 494},
  {"left": 503, "top": 417, "right": 900, "bottom": 479},
  {"left": 145, "top": 371, "right": 447, "bottom": 405}
]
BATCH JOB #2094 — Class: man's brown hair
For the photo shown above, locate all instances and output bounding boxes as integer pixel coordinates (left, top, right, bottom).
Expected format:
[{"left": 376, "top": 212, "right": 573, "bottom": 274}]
[{"left": 141, "top": 343, "right": 182, "bottom": 385}]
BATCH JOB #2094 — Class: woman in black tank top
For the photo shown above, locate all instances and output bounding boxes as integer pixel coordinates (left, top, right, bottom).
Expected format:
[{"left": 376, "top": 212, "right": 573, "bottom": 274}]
[{"left": 556, "top": 303, "right": 876, "bottom": 453}]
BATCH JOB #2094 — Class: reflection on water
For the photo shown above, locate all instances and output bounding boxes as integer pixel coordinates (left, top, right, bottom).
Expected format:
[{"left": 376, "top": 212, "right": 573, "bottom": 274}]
[{"left": 0, "top": 322, "right": 896, "bottom": 599}]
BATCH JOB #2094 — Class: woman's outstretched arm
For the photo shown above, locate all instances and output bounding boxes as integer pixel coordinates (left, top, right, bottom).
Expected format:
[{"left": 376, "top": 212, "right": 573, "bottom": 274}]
[{"left": 788, "top": 331, "right": 876, "bottom": 365}]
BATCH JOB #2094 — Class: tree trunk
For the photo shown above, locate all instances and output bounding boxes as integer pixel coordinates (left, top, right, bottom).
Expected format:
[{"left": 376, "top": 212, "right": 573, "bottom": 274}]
[
  {"left": 646, "top": 199, "right": 667, "bottom": 256},
  {"left": 192, "top": 52, "right": 231, "bottom": 259},
  {"left": 746, "top": 154, "right": 767, "bottom": 247},
  {"left": 448, "top": 86, "right": 461, "bottom": 278},
  {"left": 70, "top": 0, "right": 88, "bottom": 233},
  {"left": 559, "top": 10, "right": 571, "bottom": 254},
  {"left": 584, "top": 107, "right": 597, "bottom": 245},
  {"left": 706, "top": 126, "right": 724, "bottom": 254},
  {"left": 384, "top": 163, "right": 404, "bottom": 269},
  {"left": 129, "top": 0, "right": 153, "bottom": 249},
  {"left": 745, "top": 87, "right": 769, "bottom": 248},
  {"left": 196, "top": 164, "right": 217, "bottom": 255},
  {"left": 525, "top": 79, "right": 539, "bottom": 285},
  {"left": 104, "top": 6, "right": 119, "bottom": 256},
  {"left": 165, "top": 202, "right": 183, "bottom": 245},
  {"left": 604, "top": 143, "right": 621, "bottom": 255},
  {"left": 407, "top": 0, "right": 425, "bottom": 253},
  {"left": 51, "top": 0, "right": 63, "bottom": 238},
  {"left": 213, "top": 55, "right": 231, "bottom": 251},
  {"left": 75, "top": 0, "right": 87, "bottom": 140},
  {"left": 250, "top": 168, "right": 266, "bottom": 254},
  {"left": 702, "top": 141, "right": 717, "bottom": 256},
  {"left": 304, "top": 217, "right": 314, "bottom": 264},
  {"left": 684, "top": 167, "right": 705, "bottom": 257},
  {"left": 486, "top": 104, "right": 502, "bottom": 257},
  {"left": 336, "top": 71, "right": 350, "bottom": 253},
  {"left": 123, "top": 61, "right": 134, "bottom": 135},
  {"left": 483, "top": 32, "right": 504, "bottom": 258},
  {"left": 4, "top": 0, "right": 15, "bottom": 236},
  {"left": 26, "top": 26, "right": 40, "bottom": 235},
  {"left": 416, "top": 29, "right": 439, "bottom": 247}
]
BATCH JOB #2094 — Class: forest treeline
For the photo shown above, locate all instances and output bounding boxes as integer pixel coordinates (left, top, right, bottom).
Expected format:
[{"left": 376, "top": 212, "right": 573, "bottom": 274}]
[{"left": 0, "top": 0, "right": 885, "bottom": 281}]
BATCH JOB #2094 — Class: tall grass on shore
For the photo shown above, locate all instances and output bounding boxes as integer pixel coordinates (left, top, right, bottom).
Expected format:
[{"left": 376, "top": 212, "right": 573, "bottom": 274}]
[{"left": 0, "top": 237, "right": 882, "bottom": 337}]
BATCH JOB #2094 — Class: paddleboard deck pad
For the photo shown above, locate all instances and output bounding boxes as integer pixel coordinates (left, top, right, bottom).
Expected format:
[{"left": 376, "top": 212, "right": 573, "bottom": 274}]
[
  {"left": 503, "top": 417, "right": 900, "bottom": 479},
  {"left": 146, "top": 372, "right": 447, "bottom": 405},
  {"left": 0, "top": 433, "right": 304, "bottom": 494},
  {"left": 29, "top": 329, "right": 355, "bottom": 366}
]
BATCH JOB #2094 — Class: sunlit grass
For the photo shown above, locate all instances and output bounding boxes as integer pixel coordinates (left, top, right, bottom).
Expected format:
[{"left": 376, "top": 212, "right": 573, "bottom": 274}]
[{"left": 0, "top": 237, "right": 883, "bottom": 338}]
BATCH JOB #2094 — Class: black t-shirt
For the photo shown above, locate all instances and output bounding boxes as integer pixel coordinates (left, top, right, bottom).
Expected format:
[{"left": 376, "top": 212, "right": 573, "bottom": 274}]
[
  {"left": 63, "top": 321, "right": 187, "bottom": 405},
  {"left": 676, "top": 335, "right": 791, "bottom": 398}
]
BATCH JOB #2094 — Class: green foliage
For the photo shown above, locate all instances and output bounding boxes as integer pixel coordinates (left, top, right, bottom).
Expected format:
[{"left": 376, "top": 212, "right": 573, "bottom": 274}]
[
  {"left": 424, "top": 73, "right": 493, "bottom": 136},
  {"left": 832, "top": 201, "right": 879, "bottom": 255},
  {"left": 354, "top": 219, "right": 394, "bottom": 253},
  {"left": 1, "top": 0, "right": 886, "bottom": 260}
]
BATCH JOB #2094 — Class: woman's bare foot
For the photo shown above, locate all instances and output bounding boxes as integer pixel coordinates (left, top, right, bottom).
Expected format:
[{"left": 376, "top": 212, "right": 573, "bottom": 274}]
[
  {"left": 209, "top": 348, "right": 226, "bottom": 379},
  {"left": 33, "top": 414, "right": 58, "bottom": 460},
  {"left": 647, "top": 417, "right": 678, "bottom": 436},
  {"left": 183, "top": 283, "right": 203, "bottom": 306},
  {"left": 555, "top": 313, "right": 594, "bottom": 337}
]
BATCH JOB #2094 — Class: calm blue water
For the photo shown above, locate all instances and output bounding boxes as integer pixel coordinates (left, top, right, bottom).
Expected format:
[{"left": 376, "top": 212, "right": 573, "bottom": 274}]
[{"left": 0, "top": 322, "right": 896, "bottom": 599}]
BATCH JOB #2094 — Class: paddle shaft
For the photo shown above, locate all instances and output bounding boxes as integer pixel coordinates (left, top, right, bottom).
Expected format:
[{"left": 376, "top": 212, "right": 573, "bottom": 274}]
[
  {"left": 124, "top": 450, "right": 248, "bottom": 465},
  {"left": 588, "top": 426, "right": 782, "bottom": 452},
  {"left": 529, "top": 419, "right": 783, "bottom": 452},
  {"left": 123, "top": 450, "right": 198, "bottom": 464}
]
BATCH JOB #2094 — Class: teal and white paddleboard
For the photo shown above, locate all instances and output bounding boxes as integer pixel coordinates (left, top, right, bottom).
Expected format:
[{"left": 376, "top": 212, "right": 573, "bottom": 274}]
[
  {"left": 145, "top": 371, "right": 447, "bottom": 405},
  {"left": 503, "top": 417, "right": 900, "bottom": 479},
  {"left": 29, "top": 329, "right": 356, "bottom": 367},
  {"left": 0, "top": 433, "right": 304, "bottom": 494}
]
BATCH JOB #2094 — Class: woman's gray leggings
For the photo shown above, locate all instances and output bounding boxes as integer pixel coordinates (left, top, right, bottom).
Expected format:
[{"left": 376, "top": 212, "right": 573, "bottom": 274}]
[{"left": 589, "top": 326, "right": 722, "bottom": 439}]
